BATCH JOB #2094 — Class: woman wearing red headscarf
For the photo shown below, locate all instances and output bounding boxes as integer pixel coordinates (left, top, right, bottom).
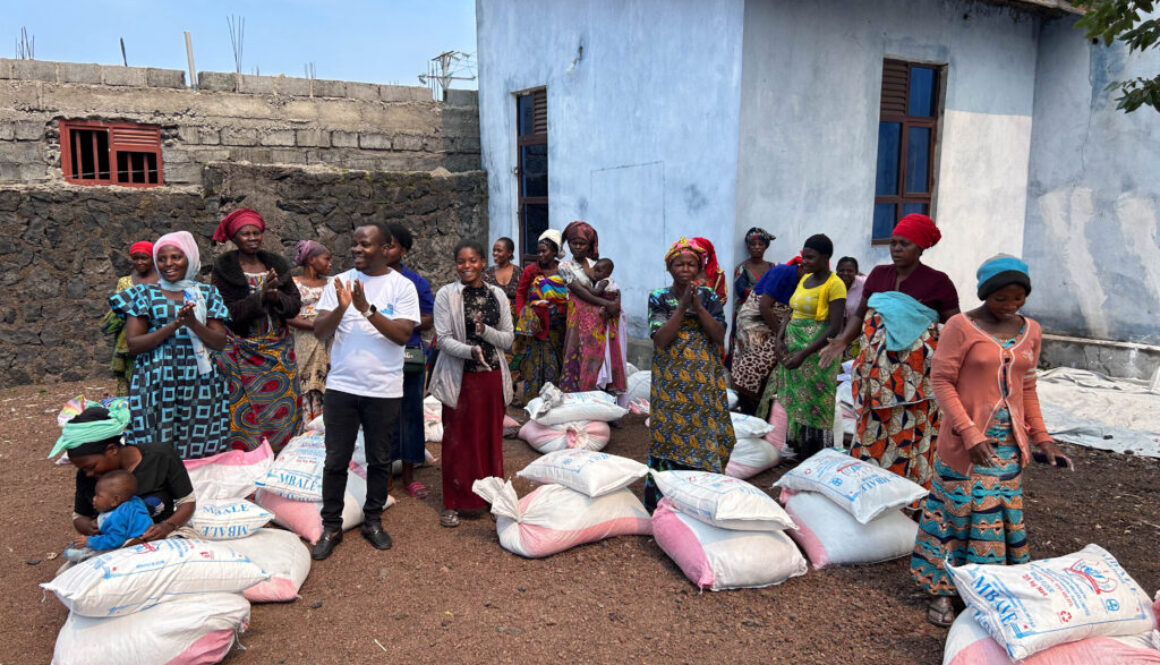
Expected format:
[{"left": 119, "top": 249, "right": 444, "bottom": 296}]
[
  {"left": 210, "top": 208, "right": 303, "bottom": 452},
  {"left": 103, "top": 241, "right": 159, "bottom": 395},
  {"left": 690, "top": 237, "right": 728, "bottom": 306},
  {"left": 819, "top": 214, "right": 959, "bottom": 489},
  {"left": 558, "top": 221, "right": 626, "bottom": 394}
]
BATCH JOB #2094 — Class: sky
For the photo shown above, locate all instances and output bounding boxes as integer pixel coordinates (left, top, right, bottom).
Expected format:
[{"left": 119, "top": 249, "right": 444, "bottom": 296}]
[{"left": 3, "top": 0, "right": 478, "bottom": 88}]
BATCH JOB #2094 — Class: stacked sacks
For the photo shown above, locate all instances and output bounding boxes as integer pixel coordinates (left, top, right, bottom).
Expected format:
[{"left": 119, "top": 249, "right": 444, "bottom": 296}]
[
  {"left": 942, "top": 611, "right": 1160, "bottom": 665},
  {"left": 519, "top": 383, "right": 624, "bottom": 454},
  {"left": 472, "top": 450, "right": 652, "bottom": 558},
  {"left": 254, "top": 431, "right": 392, "bottom": 544},
  {"left": 44, "top": 540, "right": 264, "bottom": 665},
  {"left": 773, "top": 449, "right": 927, "bottom": 569},
  {"left": 724, "top": 409, "right": 788, "bottom": 479},
  {"left": 946, "top": 544, "right": 1159, "bottom": 663},
  {"left": 650, "top": 471, "right": 807, "bottom": 591},
  {"left": 181, "top": 440, "right": 312, "bottom": 603}
]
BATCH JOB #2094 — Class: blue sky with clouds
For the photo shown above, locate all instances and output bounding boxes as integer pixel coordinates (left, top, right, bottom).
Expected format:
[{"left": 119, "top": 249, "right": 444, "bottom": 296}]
[{"left": 3, "top": 0, "right": 477, "bottom": 87}]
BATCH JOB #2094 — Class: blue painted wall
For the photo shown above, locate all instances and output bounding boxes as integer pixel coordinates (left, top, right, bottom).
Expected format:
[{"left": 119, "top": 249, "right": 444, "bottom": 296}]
[
  {"left": 1023, "top": 15, "right": 1160, "bottom": 344},
  {"left": 736, "top": 0, "right": 1042, "bottom": 312},
  {"left": 475, "top": 0, "right": 746, "bottom": 338}
]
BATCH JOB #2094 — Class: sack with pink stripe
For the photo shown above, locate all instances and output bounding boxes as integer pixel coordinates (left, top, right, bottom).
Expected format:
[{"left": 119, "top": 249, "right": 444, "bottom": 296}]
[
  {"left": 517, "top": 420, "right": 611, "bottom": 454},
  {"left": 472, "top": 477, "right": 651, "bottom": 558}
]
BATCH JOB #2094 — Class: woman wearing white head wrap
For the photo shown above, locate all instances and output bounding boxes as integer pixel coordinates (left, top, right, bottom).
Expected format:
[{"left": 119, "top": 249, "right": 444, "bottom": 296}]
[{"left": 108, "top": 232, "right": 233, "bottom": 459}]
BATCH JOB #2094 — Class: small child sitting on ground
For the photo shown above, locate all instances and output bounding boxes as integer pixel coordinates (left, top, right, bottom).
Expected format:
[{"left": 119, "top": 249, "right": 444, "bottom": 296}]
[{"left": 64, "top": 470, "right": 153, "bottom": 562}]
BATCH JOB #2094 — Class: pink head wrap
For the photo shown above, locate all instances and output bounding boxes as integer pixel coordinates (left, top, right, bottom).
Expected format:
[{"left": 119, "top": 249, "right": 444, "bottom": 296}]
[
  {"left": 213, "top": 208, "right": 266, "bottom": 243},
  {"left": 153, "top": 231, "right": 201, "bottom": 285}
]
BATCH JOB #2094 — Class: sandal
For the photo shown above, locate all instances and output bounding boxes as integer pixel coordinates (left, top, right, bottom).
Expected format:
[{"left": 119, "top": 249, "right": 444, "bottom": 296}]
[
  {"left": 927, "top": 597, "right": 956, "bottom": 628},
  {"left": 404, "top": 481, "right": 429, "bottom": 499},
  {"left": 440, "top": 509, "right": 460, "bottom": 528}
]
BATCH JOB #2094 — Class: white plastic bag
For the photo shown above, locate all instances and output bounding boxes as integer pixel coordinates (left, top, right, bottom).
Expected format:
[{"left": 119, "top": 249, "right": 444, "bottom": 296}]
[
  {"left": 183, "top": 441, "right": 274, "bottom": 501},
  {"left": 42, "top": 539, "right": 269, "bottom": 618},
  {"left": 187, "top": 499, "right": 273, "bottom": 540},
  {"left": 254, "top": 432, "right": 327, "bottom": 502},
  {"left": 472, "top": 478, "right": 652, "bottom": 558},
  {"left": 518, "top": 419, "right": 611, "bottom": 453},
  {"left": 730, "top": 412, "right": 774, "bottom": 439},
  {"left": 942, "top": 611, "right": 1160, "bottom": 665},
  {"left": 782, "top": 490, "right": 917, "bottom": 568},
  {"left": 51, "top": 593, "right": 249, "bottom": 665},
  {"left": 949, "top": 544, "right": 1157, "bottom": 661},
  {"left": 223, "top": 528, "right": 311, "bottom": 603},
  {"left": 652, "top": 470, "right": 795, "bottom": 532},
  {"left": 424, "top": 395, "right": 444, "bottom": 443},
  {"left": 652, "top": 498, "right": 807, "bottom": 591},
  {"left": 517, "top": 450, "right": 648, "bottom": 497},
  {"left": 303, "top": 415, "right": 325, "bottom": 433},
  {"left": 773, "top": 448, "right": 927, "bottom": 523},
  {"left": 525, "top": 384, "right": 628, "bottom": 425},
  {"left": 618, "top": 371, "right": 651, "bottom": 407}
]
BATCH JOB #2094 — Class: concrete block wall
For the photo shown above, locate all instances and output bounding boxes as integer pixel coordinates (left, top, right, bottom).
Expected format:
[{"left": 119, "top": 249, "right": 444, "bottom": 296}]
[{"left": 0, "top": 58, "right": 481, "bottom": 186}]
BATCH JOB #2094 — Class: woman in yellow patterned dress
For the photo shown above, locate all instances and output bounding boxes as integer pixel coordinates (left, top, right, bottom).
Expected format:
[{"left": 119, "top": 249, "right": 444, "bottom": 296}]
[
  {"left": 103, "top": 241, "right": 158, "bottom": 395},
  {"left": 643, "top": 238, "right": 737, "bottom": 513}
]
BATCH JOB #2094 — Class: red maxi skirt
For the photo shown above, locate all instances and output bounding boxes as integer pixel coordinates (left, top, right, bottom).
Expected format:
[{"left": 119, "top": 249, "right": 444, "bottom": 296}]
[{"left": 441, "top": 369, "right": 505, "bottom": 511}]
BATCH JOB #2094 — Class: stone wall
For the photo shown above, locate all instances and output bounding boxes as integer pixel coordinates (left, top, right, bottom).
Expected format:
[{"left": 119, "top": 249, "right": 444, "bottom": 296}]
[
  {"left": 0, "top": 58, "right": 481, "bottom": 184},
  {"left": 0, "top": 163, "right": 487, "bottom": 386}
]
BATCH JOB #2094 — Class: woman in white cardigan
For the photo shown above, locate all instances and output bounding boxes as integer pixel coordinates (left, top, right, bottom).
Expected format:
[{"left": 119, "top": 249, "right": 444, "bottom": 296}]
[{"left": 430, "top": 240, "right": 515, "bottom": 528}]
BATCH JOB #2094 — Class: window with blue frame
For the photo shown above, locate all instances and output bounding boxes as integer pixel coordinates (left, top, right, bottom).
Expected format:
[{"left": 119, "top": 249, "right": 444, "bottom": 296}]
[{"left": 872, "top": 60, "right": 942, "bottom": 242}]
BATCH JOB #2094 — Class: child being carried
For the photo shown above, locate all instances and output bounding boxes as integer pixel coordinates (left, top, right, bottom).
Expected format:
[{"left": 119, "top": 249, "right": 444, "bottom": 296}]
[{"left": 64, "top": 470, "right": 153, "bottom": 563}]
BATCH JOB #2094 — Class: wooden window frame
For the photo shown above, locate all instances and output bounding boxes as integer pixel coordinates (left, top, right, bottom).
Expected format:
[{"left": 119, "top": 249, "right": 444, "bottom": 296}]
[
  {"left": 872, "top": 60, "right": 942, "bottom": 245},
  {"left": 59, "top": 119, "right": 163, "bottom": 188},
  {"left": 516, "top": 88, "right": 547, "bottom": 262}
]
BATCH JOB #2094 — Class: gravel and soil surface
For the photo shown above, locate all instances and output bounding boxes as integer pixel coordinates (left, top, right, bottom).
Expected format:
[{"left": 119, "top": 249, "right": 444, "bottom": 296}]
[{"left": 2, "top": 379, "right": 1157, "bottom": 665}]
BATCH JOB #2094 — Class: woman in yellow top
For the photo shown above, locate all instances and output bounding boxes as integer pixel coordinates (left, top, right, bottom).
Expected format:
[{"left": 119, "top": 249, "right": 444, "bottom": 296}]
[
  {"left": 103, "top": 241, "right": 159, "bottom": 395},
  {"left": 758, "top": 234, "right": 846, "bottom": 460}
]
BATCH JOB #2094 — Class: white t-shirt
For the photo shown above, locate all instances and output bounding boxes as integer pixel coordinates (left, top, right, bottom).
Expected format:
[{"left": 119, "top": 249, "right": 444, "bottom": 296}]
[{"left": 317, "top": 268, "right": 421, "bottom": 398}]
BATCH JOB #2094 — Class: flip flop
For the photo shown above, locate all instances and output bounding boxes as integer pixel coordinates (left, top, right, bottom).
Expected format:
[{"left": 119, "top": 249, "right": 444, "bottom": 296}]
[
  {"left": 405, "top": 481, "right": 430, "bottom": 499},
  {"left": 440, "top": 510, "right": 460, "bottom": 528}
]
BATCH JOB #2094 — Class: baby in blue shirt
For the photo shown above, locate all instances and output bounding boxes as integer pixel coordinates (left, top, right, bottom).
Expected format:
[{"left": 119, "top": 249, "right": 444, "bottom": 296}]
[{"left": 64, "top": 470, "right": 153, "bottom": 563}]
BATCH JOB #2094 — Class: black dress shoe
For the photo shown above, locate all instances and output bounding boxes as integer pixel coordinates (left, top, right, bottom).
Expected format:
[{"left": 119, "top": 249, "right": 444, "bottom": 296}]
[
  {"left": 360, "top": 521, "right": 393, "bottom": 550},
  {"left": 311, "top": 529, "right": 343, "bottom": 560}
]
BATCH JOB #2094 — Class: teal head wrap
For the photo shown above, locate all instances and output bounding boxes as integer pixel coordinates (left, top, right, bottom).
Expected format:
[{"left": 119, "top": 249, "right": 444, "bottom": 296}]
[{"left": 49, "top": 401, "right": 130, "bottom": 459}]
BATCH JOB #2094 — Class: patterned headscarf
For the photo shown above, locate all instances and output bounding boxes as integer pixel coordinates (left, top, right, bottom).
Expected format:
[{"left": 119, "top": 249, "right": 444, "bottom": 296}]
[
  {"left": 213, "top": 208, "right": 266, "bottom": 243},
  {"left": 664, "top": 237, "right": 706, "bottom": 268},
  {"left": 690, "top": 237, "right": 728, "bottom": 303},
  {"left": 562, "top": 220, "right": 599, "bottom": 259},
  {"left": 745, "top": 227, "right": 774, "bottom": 246},
  {"left": 295, "top": 240, "right": 329, "bottom": 267}
]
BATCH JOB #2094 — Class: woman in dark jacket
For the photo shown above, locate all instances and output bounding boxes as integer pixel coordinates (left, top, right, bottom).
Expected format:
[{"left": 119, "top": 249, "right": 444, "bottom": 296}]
[{"left": 211, "top": 208, "right": 302, "bottom": 452}]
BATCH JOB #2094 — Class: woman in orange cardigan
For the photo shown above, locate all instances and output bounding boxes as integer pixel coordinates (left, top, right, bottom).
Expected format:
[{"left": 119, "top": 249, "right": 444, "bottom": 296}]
[{"left": 911, "top": 255, "right": 1073, "bottom": 628}]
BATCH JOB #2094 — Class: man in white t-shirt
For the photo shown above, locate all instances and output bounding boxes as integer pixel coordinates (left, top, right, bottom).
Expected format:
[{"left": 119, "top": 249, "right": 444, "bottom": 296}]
[{"left": 310, "top": 222, "right": 420, "bottom": 560}]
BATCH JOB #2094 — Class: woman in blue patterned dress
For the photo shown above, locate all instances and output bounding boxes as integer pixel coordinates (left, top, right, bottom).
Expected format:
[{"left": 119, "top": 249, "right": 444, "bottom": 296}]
[
  {"left": 643, "top": 238, "right": 737, "bottom": 513},
  {"left": 110, "top": 231, "right": 231, "bottom": 459}
]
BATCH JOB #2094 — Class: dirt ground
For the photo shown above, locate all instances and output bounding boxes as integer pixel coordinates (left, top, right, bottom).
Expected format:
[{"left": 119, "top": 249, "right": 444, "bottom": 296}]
[{"left": 2, "top": 380, "right": 1158, "bottom": 665}]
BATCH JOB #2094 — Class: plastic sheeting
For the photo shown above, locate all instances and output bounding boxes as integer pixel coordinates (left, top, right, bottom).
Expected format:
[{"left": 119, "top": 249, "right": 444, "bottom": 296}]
[
  {"left": 1035, "top": 367, "right": 1160, "bottom": 458},
  {"left": 835, "top": 365, "right": 1160, "bottom": 458}
]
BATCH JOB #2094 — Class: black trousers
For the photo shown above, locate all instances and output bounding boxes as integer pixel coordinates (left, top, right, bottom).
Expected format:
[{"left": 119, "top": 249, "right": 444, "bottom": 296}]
[{"left": 320, "top": 389, "right": 400, "bottom": 531}]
